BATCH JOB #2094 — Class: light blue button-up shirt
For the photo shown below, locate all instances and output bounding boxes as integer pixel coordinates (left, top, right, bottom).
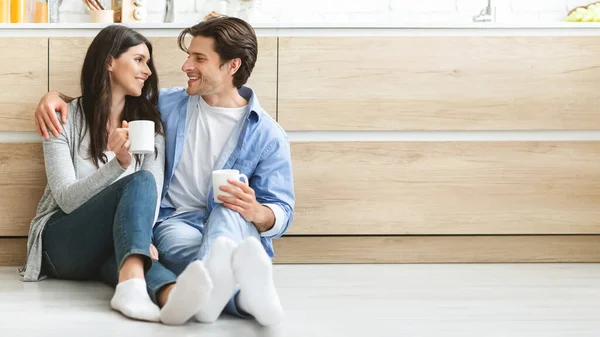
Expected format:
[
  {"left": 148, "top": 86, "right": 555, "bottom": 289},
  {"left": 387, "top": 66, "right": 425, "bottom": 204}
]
[{"left": 155, "top": 86, "right": 295, "bottom": 257}]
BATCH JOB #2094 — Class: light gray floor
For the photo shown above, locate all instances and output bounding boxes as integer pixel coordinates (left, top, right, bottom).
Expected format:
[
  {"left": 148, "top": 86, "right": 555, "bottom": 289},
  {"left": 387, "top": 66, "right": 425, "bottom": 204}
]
[{"left": 1, "top": 264, "right": 600, "bottom": 336}]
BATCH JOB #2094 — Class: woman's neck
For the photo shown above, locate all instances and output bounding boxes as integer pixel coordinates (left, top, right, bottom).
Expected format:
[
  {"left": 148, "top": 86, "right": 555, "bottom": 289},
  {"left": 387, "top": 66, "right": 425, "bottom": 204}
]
[{"left": 109, "top": 94, "right": 125, "bottom": 130}]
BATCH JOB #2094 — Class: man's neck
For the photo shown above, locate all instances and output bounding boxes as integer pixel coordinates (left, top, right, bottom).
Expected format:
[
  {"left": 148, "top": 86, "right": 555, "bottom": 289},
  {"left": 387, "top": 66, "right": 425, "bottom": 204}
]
[{"left": 201, "top": 87, "right": 247, "bottom": 108}]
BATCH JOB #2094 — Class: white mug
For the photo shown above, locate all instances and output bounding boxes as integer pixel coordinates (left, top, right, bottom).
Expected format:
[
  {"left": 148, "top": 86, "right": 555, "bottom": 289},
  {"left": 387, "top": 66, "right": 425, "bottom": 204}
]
[
  {"left": 128, "top": 120, "right": 154, "bottom": 154},
  {"left": 212, "top": 169, "right": 248, "bottom": 203}
]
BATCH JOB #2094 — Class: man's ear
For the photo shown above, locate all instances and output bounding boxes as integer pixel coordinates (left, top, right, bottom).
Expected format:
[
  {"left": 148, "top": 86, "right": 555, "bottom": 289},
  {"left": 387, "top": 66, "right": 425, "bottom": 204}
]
[{"left": 229, "top": 58, "right": 242, "bottom": 75}]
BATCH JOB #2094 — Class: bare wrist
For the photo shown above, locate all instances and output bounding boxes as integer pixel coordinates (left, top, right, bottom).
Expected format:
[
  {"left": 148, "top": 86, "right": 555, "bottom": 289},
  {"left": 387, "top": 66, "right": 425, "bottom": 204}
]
[
  {"left": 117, "top": 155, "right": 131, "bottom": 169},
  {"left": 255, "top": 205, "right": 275, "bottom": 232}
]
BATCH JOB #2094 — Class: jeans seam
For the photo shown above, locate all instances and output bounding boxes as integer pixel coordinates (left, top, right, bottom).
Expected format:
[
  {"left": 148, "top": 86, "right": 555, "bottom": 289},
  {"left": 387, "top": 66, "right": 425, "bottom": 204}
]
[
  {"left": 116, "top": 185, "right": 127, "bottom": 270},
  {"left": 42, "top": 251, "right": 60, "bottom": 278}
]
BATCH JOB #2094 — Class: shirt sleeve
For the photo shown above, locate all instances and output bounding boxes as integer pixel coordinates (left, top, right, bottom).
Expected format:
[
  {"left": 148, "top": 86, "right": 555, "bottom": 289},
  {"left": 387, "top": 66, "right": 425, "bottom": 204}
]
[{"left": 260, "top": 203, "right": 285, "bottom": 237}]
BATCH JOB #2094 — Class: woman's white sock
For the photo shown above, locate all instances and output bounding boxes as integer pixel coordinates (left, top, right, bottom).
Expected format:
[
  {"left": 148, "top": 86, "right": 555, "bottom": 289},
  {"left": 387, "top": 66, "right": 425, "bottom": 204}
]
[{"left": 110, "top": 278, "right": 160, "bottom": 322}]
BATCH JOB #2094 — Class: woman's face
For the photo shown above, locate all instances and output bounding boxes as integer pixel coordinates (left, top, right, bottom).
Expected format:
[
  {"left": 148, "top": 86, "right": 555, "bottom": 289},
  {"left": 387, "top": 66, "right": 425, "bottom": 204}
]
[{"left": 108, "top": 43, "right": 152, "bottom": 97}]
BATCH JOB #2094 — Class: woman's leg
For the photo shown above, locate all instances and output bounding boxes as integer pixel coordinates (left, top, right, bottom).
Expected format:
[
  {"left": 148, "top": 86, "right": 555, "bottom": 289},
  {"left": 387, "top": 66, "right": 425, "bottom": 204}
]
[
  {"left": 101, "top": 255, "right": 214, "bottom": 325},
  {"left": 42, "top": 171, "right": 160, "bottom": 321},
  {"left": 100, "top": 254, "right": 178, "bottom": 304}
]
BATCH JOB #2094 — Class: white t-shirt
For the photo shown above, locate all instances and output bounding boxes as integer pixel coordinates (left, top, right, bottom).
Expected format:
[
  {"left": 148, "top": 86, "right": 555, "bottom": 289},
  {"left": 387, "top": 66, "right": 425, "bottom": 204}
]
[{"left": 164, "top": 96, "right": 246, "bottom": 214}]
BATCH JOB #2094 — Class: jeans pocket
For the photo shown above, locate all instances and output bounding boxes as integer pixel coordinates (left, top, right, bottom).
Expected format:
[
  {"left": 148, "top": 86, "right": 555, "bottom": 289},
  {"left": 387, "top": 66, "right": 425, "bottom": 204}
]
[{"left": 41, "top": 251, "right": 60, "bottom": 278}]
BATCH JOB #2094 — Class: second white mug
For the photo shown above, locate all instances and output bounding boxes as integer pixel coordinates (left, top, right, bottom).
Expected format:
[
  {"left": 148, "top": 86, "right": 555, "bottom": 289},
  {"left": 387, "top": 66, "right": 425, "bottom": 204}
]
[
  {"left": 128, "top": 120, "right": 154, "bottom": 154},
  {"left": 212, "top": 169, "right": 249, "bottom": 203}
]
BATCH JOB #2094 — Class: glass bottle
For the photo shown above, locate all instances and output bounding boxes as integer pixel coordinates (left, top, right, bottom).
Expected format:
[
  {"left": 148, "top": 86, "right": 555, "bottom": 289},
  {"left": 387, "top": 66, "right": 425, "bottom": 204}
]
[
  {"left": 10, "top": 0, "right": 25, "bottom": 23},
  {"left": 0, "top": 0, "right": 10, "bottom": 23},
  {"left": 48, "top": 0, "right": 60, "bottom": 23},
  {"left": 31, "top": 0, "right": 47, "bottom": 23}
]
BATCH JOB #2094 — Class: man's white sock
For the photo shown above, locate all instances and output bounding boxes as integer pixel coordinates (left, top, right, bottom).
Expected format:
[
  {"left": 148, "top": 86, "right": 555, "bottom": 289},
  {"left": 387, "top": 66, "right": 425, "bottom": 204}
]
[
  {"left": 160, "top": 261, "right": 213, "bottom": 325},
  {"left": 110, "top": 278, "right": 160, "bottom": 322},
  {"left": 232, "top": 237, "right": 284, "bottom": 326},
  {"left": 195, "top": 236, "right": 238, "bottom": 323}
]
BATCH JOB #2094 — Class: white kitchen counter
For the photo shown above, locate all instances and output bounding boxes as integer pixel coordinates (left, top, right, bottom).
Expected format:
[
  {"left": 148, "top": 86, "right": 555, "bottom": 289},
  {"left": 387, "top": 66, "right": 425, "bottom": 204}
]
[
  {"left": 1, "top": 20, "right": 600, "bottom": 143},
  {"left": 1, "top": 21, "right": 600, "bottom": 36}
]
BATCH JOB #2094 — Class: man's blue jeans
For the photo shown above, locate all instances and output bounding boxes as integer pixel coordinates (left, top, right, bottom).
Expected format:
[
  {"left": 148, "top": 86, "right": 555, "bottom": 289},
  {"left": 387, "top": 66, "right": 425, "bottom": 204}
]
[
  {"left": 41, "top": 171, "right": 177, "bottom": 303},
  {"left": 153, "top": 204, "right": 261, "bottom": 316}
]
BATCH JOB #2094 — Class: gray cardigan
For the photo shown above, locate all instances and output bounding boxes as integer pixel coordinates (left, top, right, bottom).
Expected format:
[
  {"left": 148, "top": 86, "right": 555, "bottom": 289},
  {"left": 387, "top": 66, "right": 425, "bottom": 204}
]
[{"left": 21, "top": 99, "right": 165, "bottom": 281}]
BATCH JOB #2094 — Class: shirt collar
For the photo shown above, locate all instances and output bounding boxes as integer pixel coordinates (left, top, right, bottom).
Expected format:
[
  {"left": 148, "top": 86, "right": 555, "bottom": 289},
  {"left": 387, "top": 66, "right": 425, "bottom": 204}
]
[{"left": 238, "top": 85, "right": 262, "bottom": 121}]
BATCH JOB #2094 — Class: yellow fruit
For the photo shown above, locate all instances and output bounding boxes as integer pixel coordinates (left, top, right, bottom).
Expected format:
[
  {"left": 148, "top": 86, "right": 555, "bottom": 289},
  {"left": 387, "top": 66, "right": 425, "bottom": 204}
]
[{"left": 565, "top": 12, "right": 583, "bottom": 21}]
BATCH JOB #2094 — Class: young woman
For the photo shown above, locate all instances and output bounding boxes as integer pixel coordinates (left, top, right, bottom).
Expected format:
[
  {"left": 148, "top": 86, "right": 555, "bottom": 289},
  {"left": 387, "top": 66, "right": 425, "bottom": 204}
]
[{"left": 21, "top": 25, "right": 212, "bottom": 325}]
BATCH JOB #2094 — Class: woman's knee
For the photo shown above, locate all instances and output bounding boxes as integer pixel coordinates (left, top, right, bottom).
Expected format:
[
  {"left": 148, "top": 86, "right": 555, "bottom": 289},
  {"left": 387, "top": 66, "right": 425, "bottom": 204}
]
[
  {"left": 129, "top": 170, "right": 155, "bottom": 185},
  {"left": 125, "top": 171, "right": 157, "bottom": 198}
]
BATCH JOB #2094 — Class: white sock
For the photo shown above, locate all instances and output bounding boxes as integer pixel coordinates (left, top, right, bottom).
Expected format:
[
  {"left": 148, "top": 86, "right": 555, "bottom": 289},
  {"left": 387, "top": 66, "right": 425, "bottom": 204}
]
[
  {"left": 194, "top": 236, "right": 238, "bottom": 323},
  {"left": 110, "top": 278, "right": 160, "bottom": 322},
  {"left": 232, "top": 237, "right": 284, "bottom": 326},
  {"left": 160, "top": 260, "right": 213, "bottom": 325}
]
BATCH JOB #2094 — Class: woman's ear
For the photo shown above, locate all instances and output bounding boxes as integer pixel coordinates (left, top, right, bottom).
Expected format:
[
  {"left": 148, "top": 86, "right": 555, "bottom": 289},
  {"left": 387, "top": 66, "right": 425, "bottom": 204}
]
[{"left": 107, "top": 56, "right": 115, "bottom": 72}]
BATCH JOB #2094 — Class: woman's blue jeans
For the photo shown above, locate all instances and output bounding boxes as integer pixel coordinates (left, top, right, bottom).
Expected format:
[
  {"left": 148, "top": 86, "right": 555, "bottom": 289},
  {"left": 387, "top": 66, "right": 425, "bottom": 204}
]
[{"left": 41, "top": 170, "right": 177, "bottom": 303}]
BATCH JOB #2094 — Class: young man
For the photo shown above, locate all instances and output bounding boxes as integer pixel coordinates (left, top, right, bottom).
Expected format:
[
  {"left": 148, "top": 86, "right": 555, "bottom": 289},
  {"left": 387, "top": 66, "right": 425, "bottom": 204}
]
[{"left": 34, "top": 17, "right": 295, "bottom": 326}]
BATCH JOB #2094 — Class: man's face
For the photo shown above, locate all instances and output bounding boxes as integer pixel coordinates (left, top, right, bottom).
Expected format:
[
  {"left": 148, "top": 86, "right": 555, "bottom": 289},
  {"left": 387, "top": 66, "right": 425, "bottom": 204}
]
[{"left": 181, "top": 35, "right": 231, "bottom": 96}]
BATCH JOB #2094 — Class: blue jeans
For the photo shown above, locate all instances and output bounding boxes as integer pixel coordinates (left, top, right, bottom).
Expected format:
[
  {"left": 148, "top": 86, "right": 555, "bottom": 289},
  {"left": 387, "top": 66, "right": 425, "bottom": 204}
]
[
  {"left": 153, "top": 204, "right": 261, "bottom": 316},
  {"left": 41, "top": 171, "right": 177, "bottom": 303}
]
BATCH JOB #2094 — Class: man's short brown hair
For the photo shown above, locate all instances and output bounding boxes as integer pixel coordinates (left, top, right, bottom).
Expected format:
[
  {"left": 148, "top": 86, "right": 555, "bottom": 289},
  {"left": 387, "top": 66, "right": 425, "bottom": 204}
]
[{"left": 178, "top": 16, "right": 258, "bottom": 88}]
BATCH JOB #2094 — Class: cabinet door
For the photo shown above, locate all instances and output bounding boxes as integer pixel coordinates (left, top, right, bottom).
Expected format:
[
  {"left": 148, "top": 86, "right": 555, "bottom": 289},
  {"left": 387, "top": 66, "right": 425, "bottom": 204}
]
[{"left": 0, "top": 38, "right": 48, "bottom": 131}]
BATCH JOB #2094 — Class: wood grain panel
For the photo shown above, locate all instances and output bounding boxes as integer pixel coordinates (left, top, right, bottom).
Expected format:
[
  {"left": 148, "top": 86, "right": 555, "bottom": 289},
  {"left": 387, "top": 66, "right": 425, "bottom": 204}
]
[
  {"left": 0, "top": 144, "right": 46, "bottom": 237},
  {"left": 272, "top": 235, "right": 600, "bottom": 263},
  {"left": 50, "top": 37, "right": 277, "bottom": 118},
  {"left": 278, "top": 36, "right": 600, "bottom": 131},
  {"left": 0, "top": 38, "right": 48, "bottom": 131},
  {"left": 4, "top": 235, "right": 600, "bottom": 265},
  {"left": 0, "top": 238, "right": 27, "bottom": 266},
  {"left": 289, "top": 141, "right": 600, "bottom": 235},
  {"left": 249, "top": 36, "right": 277, "bottom": 116},
  {"left": 4, "top": 141, "right": 600, "bottom": 237}
]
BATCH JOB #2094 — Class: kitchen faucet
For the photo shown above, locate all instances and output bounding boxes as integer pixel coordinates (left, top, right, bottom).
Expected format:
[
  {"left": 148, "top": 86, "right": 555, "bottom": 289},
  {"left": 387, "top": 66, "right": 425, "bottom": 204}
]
[{"left": 164, "top": 0, "right": 174, "bottom": 22}]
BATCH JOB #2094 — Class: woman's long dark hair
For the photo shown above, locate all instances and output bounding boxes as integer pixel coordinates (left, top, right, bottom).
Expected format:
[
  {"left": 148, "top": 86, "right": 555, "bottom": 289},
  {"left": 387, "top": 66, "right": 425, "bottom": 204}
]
[{"left": 78, "top": 24, "right": 164, "bottom": 167}]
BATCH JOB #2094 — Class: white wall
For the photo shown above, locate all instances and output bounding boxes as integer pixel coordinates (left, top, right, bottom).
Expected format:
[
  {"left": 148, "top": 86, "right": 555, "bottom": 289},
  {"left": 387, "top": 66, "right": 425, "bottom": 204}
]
[{"left": 59, "top": 0, "right": 596, "bottom": 24}]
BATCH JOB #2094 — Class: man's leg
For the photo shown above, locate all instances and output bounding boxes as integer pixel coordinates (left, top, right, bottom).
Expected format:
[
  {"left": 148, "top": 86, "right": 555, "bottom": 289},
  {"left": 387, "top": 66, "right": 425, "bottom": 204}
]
[
  {"left": 196, "top": 204, "right": 260, "bottom": 259},
  {"left": 152, "top": 211, "right": 206, "bottom": 275},
  {"left": 231, "top": 236, "right": 284, "bottom": 326},
  {"left": 195, "top": 204, "right": 284, "bottom": 324}
]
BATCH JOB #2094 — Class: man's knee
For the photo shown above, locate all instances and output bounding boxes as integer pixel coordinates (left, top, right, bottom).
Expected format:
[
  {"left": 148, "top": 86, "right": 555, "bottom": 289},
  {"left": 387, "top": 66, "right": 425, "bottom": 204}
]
[
  {"left": 210, "top": 204, "right": 248, "bottom": 224},
  {"left": 205, "top": 205, "right": 260, "bottom": 241}
]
